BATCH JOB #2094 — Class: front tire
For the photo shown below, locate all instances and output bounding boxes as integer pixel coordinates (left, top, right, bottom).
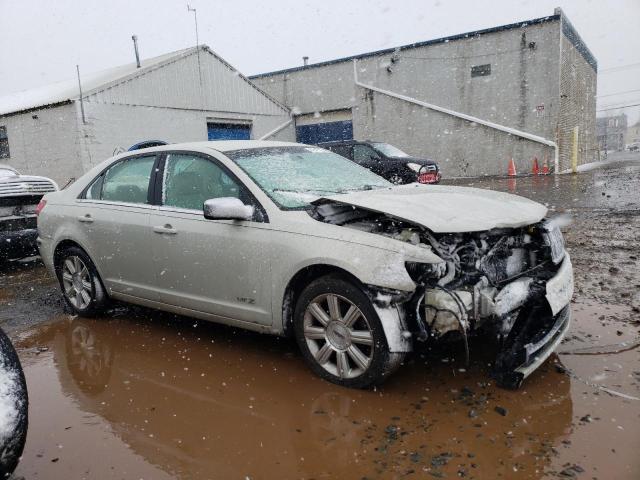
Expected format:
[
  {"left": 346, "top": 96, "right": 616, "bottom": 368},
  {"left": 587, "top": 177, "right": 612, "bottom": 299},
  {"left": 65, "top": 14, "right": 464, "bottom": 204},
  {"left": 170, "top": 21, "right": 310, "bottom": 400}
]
[
  {"left": 56, "top": 246, "right": 108, "bottom": 316},
  {"left": 293, "top": 275, "right": 404, "bottom": 388}
]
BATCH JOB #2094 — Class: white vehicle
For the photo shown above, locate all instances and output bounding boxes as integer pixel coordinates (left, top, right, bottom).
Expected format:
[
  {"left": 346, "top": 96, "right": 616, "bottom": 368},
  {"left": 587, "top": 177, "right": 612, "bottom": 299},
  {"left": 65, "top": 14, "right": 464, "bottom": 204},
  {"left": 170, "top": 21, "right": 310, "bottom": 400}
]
[
  {"left": 1, "top": 165, "right": 57, "bottom": 261},
  {"left": 37, "top": 141, "right": 573, "bottom": 389}
]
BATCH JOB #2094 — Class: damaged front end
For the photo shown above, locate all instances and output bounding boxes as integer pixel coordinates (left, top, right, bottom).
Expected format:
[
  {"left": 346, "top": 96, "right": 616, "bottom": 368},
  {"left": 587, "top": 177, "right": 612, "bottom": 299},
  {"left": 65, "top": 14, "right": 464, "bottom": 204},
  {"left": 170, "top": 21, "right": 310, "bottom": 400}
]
[{"left": 312, "top": 201, "right": 574, "bottom": 389}]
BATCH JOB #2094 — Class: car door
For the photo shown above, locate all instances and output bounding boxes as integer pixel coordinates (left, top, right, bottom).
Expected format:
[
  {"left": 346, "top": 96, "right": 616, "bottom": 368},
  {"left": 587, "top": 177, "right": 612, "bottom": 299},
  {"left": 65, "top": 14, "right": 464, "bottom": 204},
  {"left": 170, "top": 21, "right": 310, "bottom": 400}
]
[
  {"left": 76, "top": 154, "right": 158, "bottom": 300},
  {"left": 149, "top": 152, "right": 273, "bottom": 326}
]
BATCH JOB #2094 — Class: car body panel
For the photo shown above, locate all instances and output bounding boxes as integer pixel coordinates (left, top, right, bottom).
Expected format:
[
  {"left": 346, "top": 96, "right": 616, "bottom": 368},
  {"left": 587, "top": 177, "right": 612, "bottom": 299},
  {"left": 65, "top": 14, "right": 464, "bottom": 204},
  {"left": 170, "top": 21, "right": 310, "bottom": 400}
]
[
  {"left": 149, "top": 208, "right": 274, "bottom": 325},
  {"left": 75, "top": 201, "right": 157, "bottom": 299},
  {"left": 314, "top": 183, "right": 548, "bottom": 233}
]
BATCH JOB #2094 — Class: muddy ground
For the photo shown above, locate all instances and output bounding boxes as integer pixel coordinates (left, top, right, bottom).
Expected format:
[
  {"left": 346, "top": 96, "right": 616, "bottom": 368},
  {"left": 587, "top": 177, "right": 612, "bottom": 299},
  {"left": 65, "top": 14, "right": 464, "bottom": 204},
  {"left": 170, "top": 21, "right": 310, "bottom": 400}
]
[{"left": 1, "top": 153, "right": 639, "bottom": 479}]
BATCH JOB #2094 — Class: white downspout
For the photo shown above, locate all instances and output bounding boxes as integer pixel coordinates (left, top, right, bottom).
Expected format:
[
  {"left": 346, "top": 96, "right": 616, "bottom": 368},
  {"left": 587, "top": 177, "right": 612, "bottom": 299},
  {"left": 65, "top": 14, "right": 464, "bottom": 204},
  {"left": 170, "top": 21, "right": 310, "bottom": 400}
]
[
  {"left": 258, "top": 118, "right": 293, "bottom": 140},
  {"left": 352, "top": 60, "right": 560, "bottom": 174}
]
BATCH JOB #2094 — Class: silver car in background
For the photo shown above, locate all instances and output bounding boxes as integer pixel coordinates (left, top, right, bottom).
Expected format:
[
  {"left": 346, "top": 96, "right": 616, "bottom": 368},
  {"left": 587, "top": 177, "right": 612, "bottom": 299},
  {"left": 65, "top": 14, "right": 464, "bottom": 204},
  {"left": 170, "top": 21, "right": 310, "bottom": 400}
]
[{"left": 37, "top": 141, "right": 573, "bottom": 389}]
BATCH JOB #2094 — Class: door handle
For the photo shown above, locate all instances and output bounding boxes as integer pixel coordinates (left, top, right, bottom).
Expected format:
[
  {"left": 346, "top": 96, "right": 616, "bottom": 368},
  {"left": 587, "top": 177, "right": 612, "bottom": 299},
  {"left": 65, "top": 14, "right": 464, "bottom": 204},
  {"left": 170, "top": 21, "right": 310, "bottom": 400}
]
[
  {"left": 153, "top": 224, "right": 178, "bottom": 235},
  {"left": 77, "top": 214, "right": 94, "bottom": 223}
]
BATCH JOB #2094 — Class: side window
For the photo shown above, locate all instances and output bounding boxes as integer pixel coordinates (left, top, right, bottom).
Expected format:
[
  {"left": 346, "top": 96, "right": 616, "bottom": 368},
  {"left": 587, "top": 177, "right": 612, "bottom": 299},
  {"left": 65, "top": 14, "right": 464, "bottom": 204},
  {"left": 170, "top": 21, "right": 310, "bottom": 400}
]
[
  {"left": 99, "top": 156, "right": 156, "bottom": 204},
  {"left": 353, "top": 145, "right": 380, "bottom": 164},
  {"left": 330, "top": 145, "right": 352, "bottom": 159},
  {"left": 85, "top": 174, "right": 104, "bottom": 200},
  {"left": 163, "top": 154, "right": 245, "bottom": 211}
]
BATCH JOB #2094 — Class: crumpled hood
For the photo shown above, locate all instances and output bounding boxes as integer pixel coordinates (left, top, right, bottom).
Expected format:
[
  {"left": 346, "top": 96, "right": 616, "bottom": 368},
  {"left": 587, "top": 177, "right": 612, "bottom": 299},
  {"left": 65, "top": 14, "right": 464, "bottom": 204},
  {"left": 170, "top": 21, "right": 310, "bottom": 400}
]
[{"left": 313, "top": 184, "right": 547, "bottom": 233}]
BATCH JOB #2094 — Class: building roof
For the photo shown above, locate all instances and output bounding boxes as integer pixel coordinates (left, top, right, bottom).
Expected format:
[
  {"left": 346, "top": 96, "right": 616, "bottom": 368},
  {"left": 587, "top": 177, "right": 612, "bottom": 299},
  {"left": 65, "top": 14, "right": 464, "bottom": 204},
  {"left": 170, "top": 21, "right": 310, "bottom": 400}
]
[
  {"left": 0, "top": 45, "right": 289, "bottom": 118},
  {"left": 250, "top": 11, "right": 595, "bottom": 79},
  {"left": 0, "top": 47, "right": 200, "bottom": 117}
]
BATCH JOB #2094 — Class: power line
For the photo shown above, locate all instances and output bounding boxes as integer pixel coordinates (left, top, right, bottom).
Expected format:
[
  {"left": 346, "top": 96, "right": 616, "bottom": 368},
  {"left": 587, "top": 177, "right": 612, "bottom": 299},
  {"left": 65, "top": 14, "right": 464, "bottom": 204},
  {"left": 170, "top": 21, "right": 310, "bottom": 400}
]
[
  {"left": 597, "top": 88, "right": 640, "bottom": 98},
  {"left": 597, "top": 102, "right": 640, "bottom": 112},
  {"left": 599, "top": 62, "right": 640, "bottom": 74}
]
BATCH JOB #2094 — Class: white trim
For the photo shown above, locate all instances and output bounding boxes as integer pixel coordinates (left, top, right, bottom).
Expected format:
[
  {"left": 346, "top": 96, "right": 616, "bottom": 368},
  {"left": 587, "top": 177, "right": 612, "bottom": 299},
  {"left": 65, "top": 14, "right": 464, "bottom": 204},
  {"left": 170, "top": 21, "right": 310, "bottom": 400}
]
[
  {"left": 258, "top": 119, "right": 293, "bottom": 140},
  {"left": 352, "top": 60, "right": 560, "bottom": 174}
]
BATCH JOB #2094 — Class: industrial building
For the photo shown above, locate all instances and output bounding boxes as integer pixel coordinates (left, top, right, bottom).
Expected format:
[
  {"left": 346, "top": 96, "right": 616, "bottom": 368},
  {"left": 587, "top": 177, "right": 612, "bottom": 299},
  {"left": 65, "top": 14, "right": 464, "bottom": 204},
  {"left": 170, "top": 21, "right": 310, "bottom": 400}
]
[
  {"left": 596, "top": 114, "right": 627, "bottom": 152},
  {"left": 0, "top": 46, "right": 294, "bottom": 185},
  {"left": 251, "top": 8, "right": 597, "bottom": 176}
]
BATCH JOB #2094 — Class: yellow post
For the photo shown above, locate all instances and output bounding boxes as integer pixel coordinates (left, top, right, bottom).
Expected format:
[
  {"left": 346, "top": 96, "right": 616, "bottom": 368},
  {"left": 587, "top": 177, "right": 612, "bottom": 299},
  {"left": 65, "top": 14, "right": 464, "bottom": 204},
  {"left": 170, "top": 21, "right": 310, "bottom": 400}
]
[{"left": 571, "top": 126, "right": 579, "bottom": 173}]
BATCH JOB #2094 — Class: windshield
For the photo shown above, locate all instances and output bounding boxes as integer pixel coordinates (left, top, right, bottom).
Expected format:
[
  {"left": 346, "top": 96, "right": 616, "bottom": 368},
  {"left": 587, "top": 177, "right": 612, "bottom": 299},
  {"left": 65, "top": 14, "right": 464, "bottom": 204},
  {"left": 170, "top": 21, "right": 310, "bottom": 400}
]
[
  {"left": 227, "top": 146, "right": 391, "bottom": 209},
  {"left": 371, "top": 143, "right": 409, "bottom": 158}
]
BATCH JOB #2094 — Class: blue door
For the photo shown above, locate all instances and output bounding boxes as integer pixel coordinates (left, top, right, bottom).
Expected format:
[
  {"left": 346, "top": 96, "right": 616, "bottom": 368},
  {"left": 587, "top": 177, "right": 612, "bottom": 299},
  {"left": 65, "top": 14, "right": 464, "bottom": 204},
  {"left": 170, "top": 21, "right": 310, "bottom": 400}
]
[
  {"left": 295, "top": 120, "right": 353, "bottom": 144},
  {"left": 207, "top": 123, "right": 251, "bottom": 140}
]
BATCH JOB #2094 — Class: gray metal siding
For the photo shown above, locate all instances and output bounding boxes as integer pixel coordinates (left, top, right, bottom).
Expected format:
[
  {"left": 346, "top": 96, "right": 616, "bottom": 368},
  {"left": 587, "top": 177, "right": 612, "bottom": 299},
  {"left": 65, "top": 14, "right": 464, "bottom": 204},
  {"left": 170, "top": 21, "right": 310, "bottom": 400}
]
[
  {"left": 254, "top": 20, "right": 563, "bottom": 176},
  {"left": 85, "top": 50, "right": 288, "bottom": 116},
  {"left": 77, "top": 102, "right": 294, "bottom": 169},
  {"left": 0, "top": 103, "right": 83, "bottom": 185}
]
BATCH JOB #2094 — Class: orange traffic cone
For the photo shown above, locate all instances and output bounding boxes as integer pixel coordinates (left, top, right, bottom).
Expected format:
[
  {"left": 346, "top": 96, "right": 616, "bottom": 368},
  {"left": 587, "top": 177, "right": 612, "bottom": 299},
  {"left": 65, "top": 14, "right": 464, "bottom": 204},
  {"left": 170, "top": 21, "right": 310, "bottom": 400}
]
[
  {"left": 508, "top": 158, "right": 517, "bottom": 176},
  {"left": 532, "top": 157, "right": 539, "bottom": 175},
  {"left": 541, "top": 156, "right": 550, "bottom": 175}
]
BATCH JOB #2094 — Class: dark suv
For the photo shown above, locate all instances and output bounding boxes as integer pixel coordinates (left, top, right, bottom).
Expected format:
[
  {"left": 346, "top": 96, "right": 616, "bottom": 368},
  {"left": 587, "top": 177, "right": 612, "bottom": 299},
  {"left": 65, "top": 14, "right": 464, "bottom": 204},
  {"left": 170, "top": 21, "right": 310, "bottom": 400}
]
[{"left": 318, "top": 140, "right": 440, "bottom": 184}]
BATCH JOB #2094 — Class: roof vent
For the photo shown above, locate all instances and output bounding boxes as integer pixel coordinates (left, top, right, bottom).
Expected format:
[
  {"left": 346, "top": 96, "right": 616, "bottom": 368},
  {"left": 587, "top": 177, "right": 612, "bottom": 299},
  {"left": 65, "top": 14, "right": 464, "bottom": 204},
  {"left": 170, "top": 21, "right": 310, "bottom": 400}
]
[{"left": 132, "top": 35, "right": 141, "bottom": 68}]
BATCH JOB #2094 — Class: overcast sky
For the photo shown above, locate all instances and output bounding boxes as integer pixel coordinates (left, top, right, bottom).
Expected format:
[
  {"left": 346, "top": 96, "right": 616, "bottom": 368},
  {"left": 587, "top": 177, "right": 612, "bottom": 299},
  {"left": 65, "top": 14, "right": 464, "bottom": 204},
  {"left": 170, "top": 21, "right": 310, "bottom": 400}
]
[{"left": 1, "top": 0, "right": 638, "bottom": 122}]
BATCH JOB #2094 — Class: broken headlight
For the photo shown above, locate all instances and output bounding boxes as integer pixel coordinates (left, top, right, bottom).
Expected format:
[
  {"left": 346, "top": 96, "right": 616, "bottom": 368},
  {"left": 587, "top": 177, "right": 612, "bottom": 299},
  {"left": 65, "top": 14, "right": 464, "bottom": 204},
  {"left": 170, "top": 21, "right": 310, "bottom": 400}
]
[{"left": 542, "top": 222, "right": 565, "bottom": 264}]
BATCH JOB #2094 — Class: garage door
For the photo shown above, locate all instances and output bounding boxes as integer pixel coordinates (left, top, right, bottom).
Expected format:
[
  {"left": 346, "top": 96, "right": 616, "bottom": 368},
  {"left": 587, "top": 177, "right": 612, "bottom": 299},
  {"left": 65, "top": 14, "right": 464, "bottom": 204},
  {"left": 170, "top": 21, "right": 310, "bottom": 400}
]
[
  {"left": 207, "top": 122, "right": 251, "bottom": 140},
  {"left": 295, "top": 110, "right": 353, "bottom": 145}
]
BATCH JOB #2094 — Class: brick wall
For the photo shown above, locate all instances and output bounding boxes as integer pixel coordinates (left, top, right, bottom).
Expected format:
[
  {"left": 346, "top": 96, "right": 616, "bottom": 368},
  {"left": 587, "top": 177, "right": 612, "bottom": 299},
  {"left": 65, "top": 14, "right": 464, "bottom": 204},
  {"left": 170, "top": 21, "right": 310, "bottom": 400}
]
[{"left": 557, "top": 18, "right": 598, "bottom": 170}]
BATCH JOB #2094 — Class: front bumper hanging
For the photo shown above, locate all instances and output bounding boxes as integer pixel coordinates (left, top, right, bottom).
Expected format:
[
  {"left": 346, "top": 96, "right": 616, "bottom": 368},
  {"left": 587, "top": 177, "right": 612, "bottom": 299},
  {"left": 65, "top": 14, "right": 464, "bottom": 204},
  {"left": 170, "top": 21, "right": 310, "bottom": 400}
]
[{"left": 493, "top": 305, "right": 571, "bottom": 389}]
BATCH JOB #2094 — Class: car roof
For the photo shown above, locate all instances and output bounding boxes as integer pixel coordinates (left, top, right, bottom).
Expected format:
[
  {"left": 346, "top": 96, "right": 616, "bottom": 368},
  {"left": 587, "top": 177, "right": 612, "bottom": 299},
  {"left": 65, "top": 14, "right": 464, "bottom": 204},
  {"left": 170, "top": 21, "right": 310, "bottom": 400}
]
[
  {"left": 123, "top": 140, "right": 305, "bottom": 155},
  {"left": 318, "top": 140, "right": 382, "bottom": 146}
]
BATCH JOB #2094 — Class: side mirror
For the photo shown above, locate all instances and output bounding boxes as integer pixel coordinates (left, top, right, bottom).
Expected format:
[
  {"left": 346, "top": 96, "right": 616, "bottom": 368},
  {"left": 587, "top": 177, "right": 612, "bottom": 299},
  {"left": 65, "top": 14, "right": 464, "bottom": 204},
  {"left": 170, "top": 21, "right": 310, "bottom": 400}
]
[{"left": 203, "top": 197, "right": 254, "bottom": 221}]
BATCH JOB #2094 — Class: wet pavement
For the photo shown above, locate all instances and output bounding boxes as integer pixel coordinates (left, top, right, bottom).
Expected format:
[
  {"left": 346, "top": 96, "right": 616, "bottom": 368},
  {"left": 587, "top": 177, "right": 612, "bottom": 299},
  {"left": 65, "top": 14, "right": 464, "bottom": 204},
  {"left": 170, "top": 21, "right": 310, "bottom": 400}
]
[{"left": 2, "top": 154, "right": 639, "bottom": 479}]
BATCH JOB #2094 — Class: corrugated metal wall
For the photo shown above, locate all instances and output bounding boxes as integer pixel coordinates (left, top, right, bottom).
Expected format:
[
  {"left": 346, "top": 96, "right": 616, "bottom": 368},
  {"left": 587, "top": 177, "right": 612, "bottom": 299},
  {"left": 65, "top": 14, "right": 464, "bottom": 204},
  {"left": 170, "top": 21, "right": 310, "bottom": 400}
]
[{"left": 85, "top": 49, "right": 288, "bottom": 117}]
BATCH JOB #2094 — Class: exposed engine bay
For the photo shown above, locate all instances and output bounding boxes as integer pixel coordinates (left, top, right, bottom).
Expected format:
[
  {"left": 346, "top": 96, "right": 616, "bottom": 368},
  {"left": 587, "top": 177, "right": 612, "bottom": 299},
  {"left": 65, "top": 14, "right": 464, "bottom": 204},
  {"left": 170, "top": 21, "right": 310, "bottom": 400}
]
[{"left": 311, "top": 201, "right": 572, "bottom": 389}]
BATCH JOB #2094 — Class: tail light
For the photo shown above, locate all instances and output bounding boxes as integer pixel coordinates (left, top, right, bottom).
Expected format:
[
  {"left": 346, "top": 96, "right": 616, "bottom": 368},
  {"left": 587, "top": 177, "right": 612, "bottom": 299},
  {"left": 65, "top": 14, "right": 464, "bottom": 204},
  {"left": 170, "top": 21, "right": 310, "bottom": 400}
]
[
  {"left": 418, "top": 172, "right": 437, "bottom": 184},
  {"left": 35, "top": 199, "right": 47, "bottom": 216}
]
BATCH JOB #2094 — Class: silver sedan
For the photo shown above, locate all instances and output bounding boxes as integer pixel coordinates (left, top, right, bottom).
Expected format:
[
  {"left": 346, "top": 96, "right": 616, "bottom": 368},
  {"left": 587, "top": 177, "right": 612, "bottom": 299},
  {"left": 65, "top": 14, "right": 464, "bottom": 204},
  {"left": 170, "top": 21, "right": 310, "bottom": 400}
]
[{"left": 37, "top": 141, "right": 573, "bottom": 389}]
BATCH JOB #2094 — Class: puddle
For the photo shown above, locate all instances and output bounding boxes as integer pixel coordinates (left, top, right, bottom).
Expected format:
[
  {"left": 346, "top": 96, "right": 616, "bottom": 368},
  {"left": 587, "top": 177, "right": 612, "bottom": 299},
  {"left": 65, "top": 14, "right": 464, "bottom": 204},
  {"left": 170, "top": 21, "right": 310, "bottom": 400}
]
[{"left": 11, "top": 301, "right": 640, "bottom": 479}]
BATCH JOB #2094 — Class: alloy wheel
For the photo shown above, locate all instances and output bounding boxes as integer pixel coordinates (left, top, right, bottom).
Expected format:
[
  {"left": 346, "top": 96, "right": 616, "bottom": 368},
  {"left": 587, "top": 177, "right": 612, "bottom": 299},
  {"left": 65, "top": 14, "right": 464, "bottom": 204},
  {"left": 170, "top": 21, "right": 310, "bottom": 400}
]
[
  {"left": 303, "top": 293, "right": 374, "bottom": 379},
  {"left": 61, "top": 256, "right": 92, "bottom": 310},
  {"left": 390, "top": 174, "right": 403, "bottom": 185}
]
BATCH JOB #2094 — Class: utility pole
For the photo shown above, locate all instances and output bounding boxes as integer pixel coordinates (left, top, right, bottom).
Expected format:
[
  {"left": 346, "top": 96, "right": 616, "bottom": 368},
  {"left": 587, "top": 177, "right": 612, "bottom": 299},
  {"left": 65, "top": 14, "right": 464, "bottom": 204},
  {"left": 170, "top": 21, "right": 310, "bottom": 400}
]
[
  {"left": 187, "top": 4, "right": 203, "bottom": 87},
  {"left": 76, "top": 65, "right": 86, "bottom": 124}
]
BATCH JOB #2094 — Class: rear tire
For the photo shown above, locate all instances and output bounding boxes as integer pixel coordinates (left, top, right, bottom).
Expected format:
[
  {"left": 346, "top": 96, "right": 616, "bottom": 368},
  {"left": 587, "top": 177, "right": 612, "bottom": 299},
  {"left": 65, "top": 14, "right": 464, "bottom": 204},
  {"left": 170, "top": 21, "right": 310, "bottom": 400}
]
[
  {"left": 0, "top": 327, "right": 28, "bottom": 478},
  {"left": 293, "top": 275, "right": 404, "bottom": 389},
  {"left": 55, "top": 246, "right": 108, "bottom": 316}
]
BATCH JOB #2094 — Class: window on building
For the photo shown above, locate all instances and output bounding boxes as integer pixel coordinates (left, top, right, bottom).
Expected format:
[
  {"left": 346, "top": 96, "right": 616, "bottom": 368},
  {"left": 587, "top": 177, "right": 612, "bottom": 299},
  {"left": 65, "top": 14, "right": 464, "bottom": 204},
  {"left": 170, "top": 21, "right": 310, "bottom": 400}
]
[
  {"left": 471, "top": 64, "right": 491, "bottom": 77},
  {"left": 207, "top": 122, "right": 251, "bottom": 140},
  {"left": 0, "top": 126, "right": 9, "bottom": 159}
]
